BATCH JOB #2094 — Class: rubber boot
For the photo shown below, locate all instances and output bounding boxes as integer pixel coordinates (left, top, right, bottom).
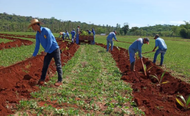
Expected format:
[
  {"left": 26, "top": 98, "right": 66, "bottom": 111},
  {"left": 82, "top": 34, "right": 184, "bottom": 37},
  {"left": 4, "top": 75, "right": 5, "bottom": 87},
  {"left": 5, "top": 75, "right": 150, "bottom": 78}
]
[{"left": 130, "top": 62, "right": 135, "bottom": 71}]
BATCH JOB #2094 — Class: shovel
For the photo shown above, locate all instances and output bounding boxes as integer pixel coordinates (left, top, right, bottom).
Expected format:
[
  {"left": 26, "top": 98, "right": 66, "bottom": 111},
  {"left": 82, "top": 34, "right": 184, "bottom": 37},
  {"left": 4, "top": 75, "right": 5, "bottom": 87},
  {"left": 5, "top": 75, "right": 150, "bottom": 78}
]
[
  {"left": 117, "top": 40, "right": 132, "bottom": 44},
  {"left": 142, "top": 51, "right": 153, "bottom": 54}
]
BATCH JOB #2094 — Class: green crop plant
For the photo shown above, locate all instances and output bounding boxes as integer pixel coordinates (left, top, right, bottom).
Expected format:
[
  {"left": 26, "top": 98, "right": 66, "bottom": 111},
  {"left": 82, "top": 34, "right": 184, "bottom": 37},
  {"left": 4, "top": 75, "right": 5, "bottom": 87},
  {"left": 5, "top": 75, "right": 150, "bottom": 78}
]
[
  {"left": 116, "top": 46, "right": 120, "bottom": 51},
  {"left": 176, "top": 94, "right": 190, "bottom": 110},
  {"left": 150, "top": 71, "right": 169, "bottom": 86}
]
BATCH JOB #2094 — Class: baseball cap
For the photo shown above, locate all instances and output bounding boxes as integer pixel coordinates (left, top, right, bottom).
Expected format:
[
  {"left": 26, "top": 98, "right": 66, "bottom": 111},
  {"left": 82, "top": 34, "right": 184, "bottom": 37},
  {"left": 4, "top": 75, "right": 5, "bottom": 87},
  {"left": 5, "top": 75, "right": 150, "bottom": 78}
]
[{"left": 154, "top": 34, "right": 159, "bottom": 39}]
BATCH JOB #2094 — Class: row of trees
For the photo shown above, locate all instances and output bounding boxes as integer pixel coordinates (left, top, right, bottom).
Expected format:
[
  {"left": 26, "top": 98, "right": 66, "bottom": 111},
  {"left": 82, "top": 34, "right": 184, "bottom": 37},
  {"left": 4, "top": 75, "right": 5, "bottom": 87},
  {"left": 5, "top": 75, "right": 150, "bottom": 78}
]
[
  {"left": 0, "top": 13, "right": 190, "bottom": 38},
  {"left": 0, "top": 13, "right": 121, "bottom": 35}
]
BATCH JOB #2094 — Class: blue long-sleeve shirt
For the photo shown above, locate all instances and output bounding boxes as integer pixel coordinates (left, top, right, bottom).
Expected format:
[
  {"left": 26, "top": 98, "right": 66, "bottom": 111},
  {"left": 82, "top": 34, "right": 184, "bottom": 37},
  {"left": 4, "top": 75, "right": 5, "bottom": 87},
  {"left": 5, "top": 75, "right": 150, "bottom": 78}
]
[
  {"left": 129, "top": 38, "right": 144, "bottom": 58},
  {"left": 92, "top": 29, "right": 95, "bottom": 35},
  {"left": 106, "top": 32, "right": 117, "bottom": 41},
  {"left": 71, "top": 30, "right": 76, "bottom": 38},
  {"left": 33, "top": 27, "right": 59, "bottom": 56},
  {"left": 155, "top": 37, "right": 167, "bottom": 50},
  {"left": 66, "top": 32, "right": 69, "bottom": 36},
  {"left": 88, "top": 31, "right": 91, "bottom": 34}
]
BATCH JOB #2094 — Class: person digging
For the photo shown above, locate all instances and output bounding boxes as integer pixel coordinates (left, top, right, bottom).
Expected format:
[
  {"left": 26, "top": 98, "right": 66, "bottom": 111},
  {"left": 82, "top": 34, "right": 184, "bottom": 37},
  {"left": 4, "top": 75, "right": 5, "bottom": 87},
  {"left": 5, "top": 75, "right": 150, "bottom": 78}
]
[
  {"left": 128, "top": 38, "right": 149, "bottom": 76},
  {"left": 152, "top": 34, "right": 167, "bottom": 66},
  {"left": 28, "top": 19, "right": 63, "bottom": 87}
]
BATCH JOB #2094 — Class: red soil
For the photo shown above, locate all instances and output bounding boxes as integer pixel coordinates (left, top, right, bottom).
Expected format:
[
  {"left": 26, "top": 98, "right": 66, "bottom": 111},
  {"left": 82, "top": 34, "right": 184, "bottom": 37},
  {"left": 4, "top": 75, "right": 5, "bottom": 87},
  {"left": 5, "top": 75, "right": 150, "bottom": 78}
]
[
  {"left": 96, "top": 43, "right": 190, "bottom": 116},
  {"left": 0, "top": 36, "right": 33, "bottom": 50},
  {"left": 0, "top": 33, "right": 35, "bottom": 39},
  {"left": 0, "top": 36, "right": 79, "bottom": 115}
]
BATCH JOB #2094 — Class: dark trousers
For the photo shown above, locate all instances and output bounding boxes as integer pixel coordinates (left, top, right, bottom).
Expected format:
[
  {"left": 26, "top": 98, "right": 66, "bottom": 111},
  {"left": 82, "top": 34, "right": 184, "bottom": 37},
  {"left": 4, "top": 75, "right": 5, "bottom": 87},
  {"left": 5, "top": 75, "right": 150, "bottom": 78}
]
[{"left": 40, "top": 48, "right": 63, "bottom": 82}]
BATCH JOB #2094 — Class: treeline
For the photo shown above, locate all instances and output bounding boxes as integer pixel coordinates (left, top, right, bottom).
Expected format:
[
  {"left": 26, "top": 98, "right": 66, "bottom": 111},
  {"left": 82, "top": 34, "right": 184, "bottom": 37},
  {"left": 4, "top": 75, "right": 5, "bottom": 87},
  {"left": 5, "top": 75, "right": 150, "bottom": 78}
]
[
  {"left": 0, "top": 12, "right": 190, "bottom": 38},
  {"left": 129, "top": 22, "right": 190, "bottom": 39},
  {"left": 0, "top": 12, "right": 121, "bottom": 35}
]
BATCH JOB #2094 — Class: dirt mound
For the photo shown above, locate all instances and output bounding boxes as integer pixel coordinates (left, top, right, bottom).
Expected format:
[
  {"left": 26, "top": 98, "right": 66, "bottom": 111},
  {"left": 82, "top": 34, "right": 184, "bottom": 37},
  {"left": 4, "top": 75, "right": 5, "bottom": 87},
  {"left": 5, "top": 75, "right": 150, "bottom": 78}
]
[
  {"left": 0, "top": 33, "right": 35, "bottom": 39},
  {"left": 96, "top": 43, "right": 190, "bottom": 116},
  {"left": 0, "top": 35, "right": 33, "bottom": 50}
]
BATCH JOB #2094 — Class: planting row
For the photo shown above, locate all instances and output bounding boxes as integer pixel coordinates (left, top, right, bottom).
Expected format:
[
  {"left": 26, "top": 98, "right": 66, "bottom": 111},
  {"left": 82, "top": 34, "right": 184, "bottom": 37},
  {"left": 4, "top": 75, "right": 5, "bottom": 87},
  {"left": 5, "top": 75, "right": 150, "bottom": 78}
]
[
  {"left": 96, "top": 43, "right": 190, "bottom": 116},
  {"left": 0, "top": 37, "right": 79, "bottom": 115}
]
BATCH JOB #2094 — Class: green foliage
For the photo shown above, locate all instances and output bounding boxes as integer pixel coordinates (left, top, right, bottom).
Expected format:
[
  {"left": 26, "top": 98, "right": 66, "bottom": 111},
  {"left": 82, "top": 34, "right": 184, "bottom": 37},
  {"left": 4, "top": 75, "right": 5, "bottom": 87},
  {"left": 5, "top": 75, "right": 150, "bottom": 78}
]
[
  {"left": 0, "top": 13, "right": 119, "bottom": 35},
  {"left": 121, "top": 23, "right": 129, "bottom": 35},
  {"left": 0, "top": 38, "right": 12, "bottom": 43},
  {"left": 80, "top": 30, "right": 88, "bottom": 36},
  {"left": 128, "top": 24, "right": 175, "bottom": 37},
  {"left": 150, "top": 72, "right": 169, "bottom": 86}
]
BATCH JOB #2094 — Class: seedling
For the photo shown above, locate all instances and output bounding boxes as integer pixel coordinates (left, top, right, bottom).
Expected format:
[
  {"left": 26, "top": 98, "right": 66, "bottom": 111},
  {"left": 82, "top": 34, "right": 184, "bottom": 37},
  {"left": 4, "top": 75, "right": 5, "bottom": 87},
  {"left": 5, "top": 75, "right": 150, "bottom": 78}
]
[
  {"left": 143, "top": 65, "right": 153, "bottom": 72},
  {"left": 116, "top": 46, "right": 120, "bottom": 51},
  {"left": 150, "top": 71, "right": 169, "bottom": 86},
  {"left": 176, "top": 94, "right": 190, "bottom": 110}
]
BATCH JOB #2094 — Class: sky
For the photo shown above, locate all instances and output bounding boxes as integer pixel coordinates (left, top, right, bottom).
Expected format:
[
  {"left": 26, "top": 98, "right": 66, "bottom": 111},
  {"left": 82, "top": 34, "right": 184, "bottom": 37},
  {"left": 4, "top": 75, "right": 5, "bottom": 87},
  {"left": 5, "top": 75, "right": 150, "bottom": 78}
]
[{"left": 0, "top": 0, "right": 190, "bottom": 28}]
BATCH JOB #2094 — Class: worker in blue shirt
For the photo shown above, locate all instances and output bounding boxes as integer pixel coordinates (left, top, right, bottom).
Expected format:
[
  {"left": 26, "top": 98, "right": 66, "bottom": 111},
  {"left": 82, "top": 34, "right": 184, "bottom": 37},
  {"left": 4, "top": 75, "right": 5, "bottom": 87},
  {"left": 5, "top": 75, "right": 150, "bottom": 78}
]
[
  {"left": 106, "top": 31, "right": 118, "bottom": 51},
  {"left": 129, "top": 38, "right": 149, "bottom": 72},
  {"left": 59, "top": 32, "right": 65, "bottom": 40},
  {"left": 76, "top": 26, "right": 80, "bottom": 44},
  {"left": 152, "top": 34, "right": 167, "bottom": 66},
  {"left": 28, "top": 19, "right": 63, "bottom": 86},
  {"left": 92, "top": 28, "right": 95, "bottom": 44},
  {"left": 87, "top": 30, "right": 91, "bottom": 34},
  {"left": 65, "top": 30, "right": 70, "bottom": 39},
  {"left": 71, "top": 28, "right": 76, "bottom": 43}
]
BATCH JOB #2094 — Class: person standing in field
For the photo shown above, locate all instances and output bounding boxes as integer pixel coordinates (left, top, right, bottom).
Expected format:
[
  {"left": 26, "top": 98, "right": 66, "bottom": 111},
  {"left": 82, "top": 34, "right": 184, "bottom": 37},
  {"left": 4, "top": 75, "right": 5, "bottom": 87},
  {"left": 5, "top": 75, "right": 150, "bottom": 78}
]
[
  {"left": 92, "top": 28, "right": 95, "bottom": 44},
  {"left": 28, "top": 19, "right": 63, "bottom": 86},
  {"left": 152, "top": 34, "right": 167, "bottom": 66},
  {"left": 76, "top": 26, "right": 80, "bottom": 44},
  {"left": 128, "top": 38, "right": 149, "bottom": 72},
  {"left": 106, "top": 31, "right": 118, "bottom": 52},
  {"left": 65, "top": 30, "right": 70, "bottom": 39},
  {"left": 71, "top": 28, "right": 76, "bottom": 43}
]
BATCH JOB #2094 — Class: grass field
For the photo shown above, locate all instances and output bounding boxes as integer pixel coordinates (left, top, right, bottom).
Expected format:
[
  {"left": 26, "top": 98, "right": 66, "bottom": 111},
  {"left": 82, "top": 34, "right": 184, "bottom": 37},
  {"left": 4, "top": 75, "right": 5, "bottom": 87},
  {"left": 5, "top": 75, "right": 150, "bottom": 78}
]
[{"left": 0, "top": 38, "right": 13, "bottom": 43}]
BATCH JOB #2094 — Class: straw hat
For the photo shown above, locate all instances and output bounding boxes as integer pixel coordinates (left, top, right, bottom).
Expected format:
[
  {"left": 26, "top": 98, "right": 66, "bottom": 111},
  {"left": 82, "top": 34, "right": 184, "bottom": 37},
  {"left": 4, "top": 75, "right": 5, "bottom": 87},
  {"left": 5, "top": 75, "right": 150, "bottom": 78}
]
[{"left": 28, "top": 19, "right": 41, "bottom": 28}]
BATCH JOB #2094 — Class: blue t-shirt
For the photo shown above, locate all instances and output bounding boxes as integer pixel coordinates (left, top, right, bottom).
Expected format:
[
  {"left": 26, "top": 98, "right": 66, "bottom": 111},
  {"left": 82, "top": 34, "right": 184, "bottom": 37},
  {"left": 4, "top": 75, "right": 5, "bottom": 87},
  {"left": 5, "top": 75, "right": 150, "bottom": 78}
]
[
  {"left": 71, "top": 30, "right": 76, "bottom": 38},
  {"left": 129, "top": 38, "right": 144, "bottom": 58},
  {"left": 33, "top": 27, "right": 59, "bottom": 56},
  {"left": 155, "top": 37, "right": 167, "bottom": 50},
  {"left": 92, "top": 29, "right": 95, "bottom": 35},
  {"left": 106, "top": 32, "right": 117, "bottom": 41}
]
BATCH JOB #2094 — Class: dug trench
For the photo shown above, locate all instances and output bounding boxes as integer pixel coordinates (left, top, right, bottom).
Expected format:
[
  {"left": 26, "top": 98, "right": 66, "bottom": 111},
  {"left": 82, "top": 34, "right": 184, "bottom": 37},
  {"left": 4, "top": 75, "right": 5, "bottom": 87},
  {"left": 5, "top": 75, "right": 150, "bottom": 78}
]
[
  {"left": 0, "top": 38, "right": 79, "bottom": 115},
  {"left": 96, "top": 43, "right": 190, "bottom": 116},
  {"left": 0, "top": 35, "right": 33, "bottom": 50}
]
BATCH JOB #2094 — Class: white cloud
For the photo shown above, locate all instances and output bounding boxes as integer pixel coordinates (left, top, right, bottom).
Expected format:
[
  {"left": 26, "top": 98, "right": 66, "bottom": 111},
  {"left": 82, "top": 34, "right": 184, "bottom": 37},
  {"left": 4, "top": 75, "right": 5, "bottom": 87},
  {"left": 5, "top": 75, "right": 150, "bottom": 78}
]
[{"left": 170, "top": 21, "right": 185, "bottom": 25}]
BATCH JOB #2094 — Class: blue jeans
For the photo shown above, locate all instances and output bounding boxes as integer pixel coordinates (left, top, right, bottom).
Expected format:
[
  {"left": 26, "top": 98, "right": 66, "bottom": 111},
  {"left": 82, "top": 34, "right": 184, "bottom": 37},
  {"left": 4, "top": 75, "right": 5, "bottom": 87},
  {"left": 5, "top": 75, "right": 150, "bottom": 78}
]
[
  {"left": 153, "top": 49, "right": 167, "bottom": 65},
  {"left": 92, "top": 35, "right": 95, "bottom": 44},
  {"left": 40, "top": 48, "right": 63, "bottom": 82},
  {"left": 65, "top": 35, "right": 70, "bottom": 39},
  {"left": 107, "top": 40, "right": 113, "bottom": 51},
  {"left": 76, "top": 34, "right": 79, "bottom": 44},
  {"left": 71, "top": 36, "right": 75, "bottom": 43},
  {"left": 62, "top": 34, "right": 65, "bottom": 40},
  {"left": 129, "top": 48, "right": 136, "bottom": 63}
]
